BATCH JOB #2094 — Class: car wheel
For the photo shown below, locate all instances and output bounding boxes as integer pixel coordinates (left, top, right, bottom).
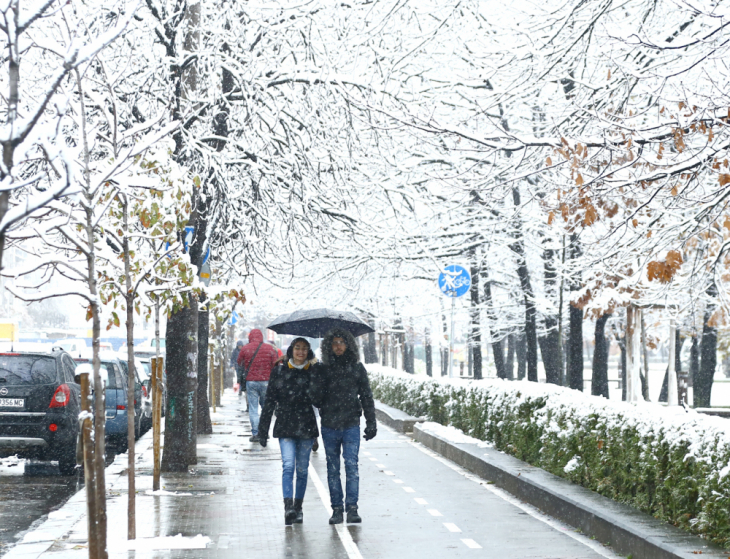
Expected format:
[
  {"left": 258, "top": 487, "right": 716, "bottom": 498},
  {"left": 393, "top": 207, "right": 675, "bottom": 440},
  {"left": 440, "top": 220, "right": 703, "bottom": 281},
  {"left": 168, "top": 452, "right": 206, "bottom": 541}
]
[{"left": 58, "top": 446, "right": 78, "bottom": 476}]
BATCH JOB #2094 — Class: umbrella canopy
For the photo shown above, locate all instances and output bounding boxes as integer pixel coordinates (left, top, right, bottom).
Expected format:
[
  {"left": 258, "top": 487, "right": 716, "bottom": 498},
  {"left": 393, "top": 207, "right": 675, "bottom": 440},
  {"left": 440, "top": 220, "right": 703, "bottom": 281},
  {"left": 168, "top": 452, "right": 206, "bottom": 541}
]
[{"left": 267, "top": 308, "right": 374, "bottom": 338}]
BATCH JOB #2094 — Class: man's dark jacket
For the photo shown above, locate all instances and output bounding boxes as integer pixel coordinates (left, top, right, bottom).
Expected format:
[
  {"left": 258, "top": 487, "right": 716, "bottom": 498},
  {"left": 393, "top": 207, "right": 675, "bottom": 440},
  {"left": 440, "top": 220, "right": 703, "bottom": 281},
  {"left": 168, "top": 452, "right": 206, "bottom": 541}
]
[
  {"left": 311, "top": 329, "right": 376, "bottom": 431},
  {"left": 257, "top": 362, "right": 319, "bottom": 440}
]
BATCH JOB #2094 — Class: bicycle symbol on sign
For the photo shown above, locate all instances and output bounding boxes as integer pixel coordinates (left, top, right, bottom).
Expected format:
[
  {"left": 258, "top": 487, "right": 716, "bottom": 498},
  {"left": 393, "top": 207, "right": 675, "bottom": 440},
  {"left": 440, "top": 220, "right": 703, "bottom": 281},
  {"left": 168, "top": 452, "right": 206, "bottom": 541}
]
[{"left": 438, "top": 265, "right": 471, "bottom": 298}]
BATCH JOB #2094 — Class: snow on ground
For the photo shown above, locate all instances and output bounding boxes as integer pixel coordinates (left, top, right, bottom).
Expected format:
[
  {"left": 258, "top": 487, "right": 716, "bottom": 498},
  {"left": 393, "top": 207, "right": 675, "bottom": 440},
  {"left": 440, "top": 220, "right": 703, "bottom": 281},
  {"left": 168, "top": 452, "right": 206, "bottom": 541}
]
[
  {"left": 124, "top": 534, "right": 211, "bottom": 550},
  {"left": 419, "top": 421, "right": 493, "bottom": 447}
]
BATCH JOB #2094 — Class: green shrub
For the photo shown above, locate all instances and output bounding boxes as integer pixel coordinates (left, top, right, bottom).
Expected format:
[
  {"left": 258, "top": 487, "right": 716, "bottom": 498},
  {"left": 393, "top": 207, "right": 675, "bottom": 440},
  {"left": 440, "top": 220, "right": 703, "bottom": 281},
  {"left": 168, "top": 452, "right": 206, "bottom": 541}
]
[{"left": 368, "top": 365, "right": 730, "bottom": 548}]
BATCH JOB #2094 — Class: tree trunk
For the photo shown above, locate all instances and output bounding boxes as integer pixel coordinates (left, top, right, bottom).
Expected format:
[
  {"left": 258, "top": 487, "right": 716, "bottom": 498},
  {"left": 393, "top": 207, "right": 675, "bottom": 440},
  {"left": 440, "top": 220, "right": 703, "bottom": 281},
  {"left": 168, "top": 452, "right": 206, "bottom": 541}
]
[
  {"left": 425, "top": 327, "right": 433, "bottom": 377},
  {"left": 696, "top": 308, "right": 717, "bottom": 408},
  {"left": 689, "top": 335, "right": 700, "bottom": 388},
  {"left": 641, "top": 313, "right": 650, "bottom": 401},
  {"left": 516, "top": 334, "right": 527, "bottom": 380},
  {"left": 510, "top": 187, "right": 538, "bottom": 381},
  {"left": 122, "top": 196, "right": 136, "bottom": 540},
  {"left": 506, "top": 335, "right": 515, "bottom": 380},
  {"left": 618, "top": 337, "right": 627, "bottom": 401},
  {"left": 161, "top": 299, "right": 199, "bottom": 472},
  {"left": 660, "top": 332, "right": 685, "bottom": 403},
  {"left": 197, "top": 299, "right": 212, "bottom": 434},
  {"left": 539, "top": 245, "right": 562, "bottom": 384},
  {"left": 591, "top": 313, "right": 611, "bottom": 398},
  {"left": 364, "top": 319, "right": 377, "bottom": 364},
  {"left": 469, "top": 257, "right": 483, "bottom": 380},
  {"left": 567, "top": 234, "right": 583, "bottom": 391},
  {"left": 483, "top": 277, "right": 506, "bottom": 379}
]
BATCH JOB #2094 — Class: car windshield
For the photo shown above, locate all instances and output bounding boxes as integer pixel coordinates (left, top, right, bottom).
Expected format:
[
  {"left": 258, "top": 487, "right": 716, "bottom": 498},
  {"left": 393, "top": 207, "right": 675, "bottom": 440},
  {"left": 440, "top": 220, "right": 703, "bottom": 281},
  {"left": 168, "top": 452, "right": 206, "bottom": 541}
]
[{"left": 0, "top": 355, "right": 58, "bottom": 385}]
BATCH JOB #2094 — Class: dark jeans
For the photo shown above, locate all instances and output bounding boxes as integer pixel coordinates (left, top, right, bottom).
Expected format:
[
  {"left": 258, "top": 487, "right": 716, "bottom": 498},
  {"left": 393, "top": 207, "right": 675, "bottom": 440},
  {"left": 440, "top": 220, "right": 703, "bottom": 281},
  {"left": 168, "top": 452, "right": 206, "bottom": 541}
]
[{"left": 321, "top": 425, "right": 360, "bottom": 509}]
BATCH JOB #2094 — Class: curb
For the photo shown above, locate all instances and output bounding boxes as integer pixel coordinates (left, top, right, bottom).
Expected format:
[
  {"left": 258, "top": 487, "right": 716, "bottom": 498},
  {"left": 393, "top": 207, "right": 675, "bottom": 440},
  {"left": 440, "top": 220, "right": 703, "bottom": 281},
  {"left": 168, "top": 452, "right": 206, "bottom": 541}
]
[
  {"left": 374, "top": 400, "right": 424, "bottom": 433},
  {"left": 413, "top": 423, "right": 727, "bottom": 559},
  {"left": 1, "top": 432, "right": 154, "bottom": 559}
]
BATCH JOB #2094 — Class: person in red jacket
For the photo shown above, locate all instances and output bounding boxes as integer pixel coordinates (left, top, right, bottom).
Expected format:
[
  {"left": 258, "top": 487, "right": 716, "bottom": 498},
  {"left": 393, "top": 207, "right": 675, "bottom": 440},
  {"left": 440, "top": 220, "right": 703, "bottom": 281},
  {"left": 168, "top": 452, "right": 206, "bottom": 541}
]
[{"left": 237, "top": 329, "right": 279, "bottom": 442}]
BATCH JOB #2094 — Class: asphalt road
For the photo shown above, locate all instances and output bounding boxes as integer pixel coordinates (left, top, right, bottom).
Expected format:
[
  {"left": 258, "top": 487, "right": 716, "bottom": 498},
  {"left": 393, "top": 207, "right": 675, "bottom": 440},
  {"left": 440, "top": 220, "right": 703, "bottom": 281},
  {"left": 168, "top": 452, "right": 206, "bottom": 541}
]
[{"left": 0, "top": 449, "right": 121, "bottom": 556}]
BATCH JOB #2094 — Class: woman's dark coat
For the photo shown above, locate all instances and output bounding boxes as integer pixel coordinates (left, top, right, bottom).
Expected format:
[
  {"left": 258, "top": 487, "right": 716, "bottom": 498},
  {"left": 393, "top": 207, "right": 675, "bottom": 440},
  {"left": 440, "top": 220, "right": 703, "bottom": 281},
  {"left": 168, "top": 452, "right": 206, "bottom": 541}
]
[
  {"left": 311, "top": 329, "right": 376, "bottom": 431},
  {"left": 257, "top": 362, "right": 319, "bottom": 440}
]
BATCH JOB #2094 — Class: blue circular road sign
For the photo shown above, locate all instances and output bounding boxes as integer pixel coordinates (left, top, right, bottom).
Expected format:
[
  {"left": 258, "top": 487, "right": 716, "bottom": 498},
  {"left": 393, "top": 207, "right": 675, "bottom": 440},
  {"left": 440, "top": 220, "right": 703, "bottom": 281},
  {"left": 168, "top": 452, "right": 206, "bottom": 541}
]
[{"left": 438, "top": 265, "right": 472, "bottom": 298}]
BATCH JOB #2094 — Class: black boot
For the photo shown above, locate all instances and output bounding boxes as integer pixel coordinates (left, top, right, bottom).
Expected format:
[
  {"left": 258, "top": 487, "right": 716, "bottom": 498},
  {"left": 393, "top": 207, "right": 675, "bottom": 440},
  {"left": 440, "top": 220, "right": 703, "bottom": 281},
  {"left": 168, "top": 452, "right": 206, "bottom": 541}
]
[
  {"left": 284, "top": 498, "right": 297, "bottom": 525},
  {"left": 329, "top": 507, "right": 344, "bottom": 525},
  {"left": 346, "top": 506, "right": 362, "bottom": 523},
  {"left": 293, "top": 499, "right": 304, "bottom": 524}
]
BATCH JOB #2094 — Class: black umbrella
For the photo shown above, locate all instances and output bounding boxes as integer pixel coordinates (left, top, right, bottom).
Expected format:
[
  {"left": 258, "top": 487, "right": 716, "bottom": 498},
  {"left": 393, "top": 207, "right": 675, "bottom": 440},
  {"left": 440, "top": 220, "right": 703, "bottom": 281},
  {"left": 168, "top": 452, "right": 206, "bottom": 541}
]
[{"left": 267, "top": 308, "right": 374, "bottom": 338}]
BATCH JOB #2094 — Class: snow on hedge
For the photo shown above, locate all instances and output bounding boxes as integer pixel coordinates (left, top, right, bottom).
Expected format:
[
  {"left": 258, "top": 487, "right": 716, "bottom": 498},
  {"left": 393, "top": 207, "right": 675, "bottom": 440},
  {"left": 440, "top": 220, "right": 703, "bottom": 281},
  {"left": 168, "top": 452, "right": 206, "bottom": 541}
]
[{"left": 367, "top": 364, "right": 730, "bottom": 547}]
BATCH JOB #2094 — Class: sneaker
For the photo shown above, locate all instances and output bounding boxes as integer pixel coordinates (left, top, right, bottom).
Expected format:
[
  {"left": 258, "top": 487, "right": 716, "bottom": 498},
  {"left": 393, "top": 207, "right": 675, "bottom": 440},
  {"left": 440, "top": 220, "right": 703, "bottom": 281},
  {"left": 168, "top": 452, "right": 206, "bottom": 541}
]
[
  {"left": 249, "top": 435, "right": 259, "bottom": 442},
  {"left": 329, "top": 507, "right": 344, "bottom": 525},
  {"left": 346, "top": 506, "right": 361, "bottom": 523}
]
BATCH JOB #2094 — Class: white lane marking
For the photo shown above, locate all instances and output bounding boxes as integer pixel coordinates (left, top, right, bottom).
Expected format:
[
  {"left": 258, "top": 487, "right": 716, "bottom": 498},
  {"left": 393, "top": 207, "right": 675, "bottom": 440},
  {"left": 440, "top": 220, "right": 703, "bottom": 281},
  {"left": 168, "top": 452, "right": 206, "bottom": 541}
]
[
  {"left": 427, "top": 509, "right": 443, "bottom": 517},
  {"left": 444, "top": 523, "right": 462, "bottom": 533},
  {"left": 407, "top": 439, "right": 623, "bottom": 559},
  {"left": 369, "top": 457, "right": 378, "bottom": 462},
  {"left": 461, "top": 539, "right": 482, "bottom": 549},
  {"left": 308, "top": 464, "right": 364, "bottom": 559},
  {"left": 393, "top": 479, "right": 404, "bottom": 484},
  {"left": 363, "top": 452, "right": 371, "bottom": 456},
  {"left": 403, "top": 487, "right": 415, "bottom": 493},
  {"left": 376, "top": 463, "right": 386, "bottom": 468},
  {"left": 414, "top": 498, "right": 428, "bottom": 505},
  {"left": 384, "top": 471, "right": 395, "bottom": 476}
]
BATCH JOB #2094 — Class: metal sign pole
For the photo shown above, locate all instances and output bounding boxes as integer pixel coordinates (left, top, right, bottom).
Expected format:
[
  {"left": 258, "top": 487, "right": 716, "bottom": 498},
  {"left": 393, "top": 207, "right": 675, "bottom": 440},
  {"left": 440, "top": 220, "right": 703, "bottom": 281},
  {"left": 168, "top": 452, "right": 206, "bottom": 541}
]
[{"left": 449, "top": 297, "right": 455, "bottom": 378}]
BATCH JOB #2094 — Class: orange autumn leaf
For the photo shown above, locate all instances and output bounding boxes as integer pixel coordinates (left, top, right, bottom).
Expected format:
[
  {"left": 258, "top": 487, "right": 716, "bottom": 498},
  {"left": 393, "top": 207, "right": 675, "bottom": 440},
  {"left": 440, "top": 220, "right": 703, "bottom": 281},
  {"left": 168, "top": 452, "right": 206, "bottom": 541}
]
[
  {"left": 546, "top": 156, "right": 553, "bottom": 166},
  {"left": 583, "top": 204, "right": 598, "bottom": 226},
  {"left": 719, "top": 174, "right": 730, "bottom": 186},
  {"left": 576, "top": 174, "right": 585, "bottom": 186},
  {"left": 547, "top": 211, "right": 555, "bottom": 225}
]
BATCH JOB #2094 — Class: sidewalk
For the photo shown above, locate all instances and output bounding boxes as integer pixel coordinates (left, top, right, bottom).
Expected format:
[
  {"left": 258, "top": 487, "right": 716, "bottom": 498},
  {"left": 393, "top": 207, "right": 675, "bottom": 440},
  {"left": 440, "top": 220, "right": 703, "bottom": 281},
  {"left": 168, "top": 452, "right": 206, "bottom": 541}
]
[{"left": 4, "top": 391, "right": 628, "bottom": 559}]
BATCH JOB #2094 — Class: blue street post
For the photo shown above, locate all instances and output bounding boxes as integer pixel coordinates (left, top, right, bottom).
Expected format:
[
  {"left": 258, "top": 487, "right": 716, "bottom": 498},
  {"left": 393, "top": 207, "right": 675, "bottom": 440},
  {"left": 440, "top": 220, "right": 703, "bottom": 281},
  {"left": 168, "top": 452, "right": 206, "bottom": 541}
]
[{"left": 438, "top": 265, "right": 471, "bottom": 378}]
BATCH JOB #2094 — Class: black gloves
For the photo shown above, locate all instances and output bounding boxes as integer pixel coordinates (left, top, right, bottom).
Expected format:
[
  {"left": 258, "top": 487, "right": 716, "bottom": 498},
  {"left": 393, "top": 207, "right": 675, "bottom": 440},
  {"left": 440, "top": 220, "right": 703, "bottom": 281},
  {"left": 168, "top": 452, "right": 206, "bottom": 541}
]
[
  {"left": 259, "top": 437, "right": 267, "bottom": 448},
  {"left": 364, "top": 424, "right": 377, "bottom": 441}
]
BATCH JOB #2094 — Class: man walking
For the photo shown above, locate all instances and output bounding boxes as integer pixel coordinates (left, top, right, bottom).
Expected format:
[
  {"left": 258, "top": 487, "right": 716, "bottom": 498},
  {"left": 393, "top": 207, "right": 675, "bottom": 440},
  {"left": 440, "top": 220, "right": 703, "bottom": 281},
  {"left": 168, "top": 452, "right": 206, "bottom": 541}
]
[
  {"left": 312, "top": 328, "right": 377, "bottom": 525},
  {"left": 237, "top": 329, "right": 279, "bottom": 442}
]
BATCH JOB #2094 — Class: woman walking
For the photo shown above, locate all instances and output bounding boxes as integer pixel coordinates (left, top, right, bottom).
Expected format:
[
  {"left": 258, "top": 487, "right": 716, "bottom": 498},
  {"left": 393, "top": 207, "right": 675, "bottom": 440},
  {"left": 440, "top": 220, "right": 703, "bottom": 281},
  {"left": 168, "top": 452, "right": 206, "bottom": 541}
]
[{"left": 257, "top": 338, "right": 318, "bottom": 525}]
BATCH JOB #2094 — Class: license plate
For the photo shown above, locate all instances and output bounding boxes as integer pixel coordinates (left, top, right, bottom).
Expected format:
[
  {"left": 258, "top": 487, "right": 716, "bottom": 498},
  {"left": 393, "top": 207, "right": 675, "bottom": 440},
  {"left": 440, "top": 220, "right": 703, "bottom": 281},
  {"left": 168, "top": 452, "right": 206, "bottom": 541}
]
[{"left": 0, "top": 398, "right": 24, "bottom": 408}]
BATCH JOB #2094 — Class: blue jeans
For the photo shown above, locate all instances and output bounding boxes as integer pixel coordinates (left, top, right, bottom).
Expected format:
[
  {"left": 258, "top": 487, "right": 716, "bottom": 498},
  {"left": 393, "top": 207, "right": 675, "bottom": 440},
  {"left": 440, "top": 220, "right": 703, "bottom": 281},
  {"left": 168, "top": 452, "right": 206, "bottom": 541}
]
[
  {"left": 321, "top": 425, "right": 360, "bottom": 509},
  {"left": 246, "top": 381, "right": 268, "bottom": 436},
  {"left": 279, "top": 438, "right": 314, "bottom": 499}
]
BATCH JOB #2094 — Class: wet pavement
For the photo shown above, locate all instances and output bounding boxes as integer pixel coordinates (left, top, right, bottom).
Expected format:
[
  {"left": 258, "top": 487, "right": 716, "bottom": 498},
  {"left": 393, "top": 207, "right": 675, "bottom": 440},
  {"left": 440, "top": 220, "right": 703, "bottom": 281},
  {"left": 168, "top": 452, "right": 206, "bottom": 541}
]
[
  {"left": 0, "top": 461, "right": 83, "bottom": 554},
  {"left": 3, "top": 391, "right": 624, "bottom": 558}
]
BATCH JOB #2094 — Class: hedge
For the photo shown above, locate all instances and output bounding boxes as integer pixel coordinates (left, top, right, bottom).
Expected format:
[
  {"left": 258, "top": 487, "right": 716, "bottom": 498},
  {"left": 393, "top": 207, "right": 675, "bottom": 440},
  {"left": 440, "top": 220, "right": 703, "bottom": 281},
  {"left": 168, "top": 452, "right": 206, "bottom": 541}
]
[{"left": 368, "top": 365, "right": 730, "bottom": 548}]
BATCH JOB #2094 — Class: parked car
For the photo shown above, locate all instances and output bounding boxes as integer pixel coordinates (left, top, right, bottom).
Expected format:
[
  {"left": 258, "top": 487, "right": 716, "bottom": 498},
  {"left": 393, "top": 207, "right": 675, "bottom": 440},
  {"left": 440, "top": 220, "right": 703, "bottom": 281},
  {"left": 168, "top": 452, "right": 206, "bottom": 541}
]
[
  {"left": 55, "top": 338, "right": 89, "bottom": 358},
  {"left": 0, "top": 349, "right": 81, "bottom": 475},
  {"left": 117, "top": 357, "right": 151, "bottom": 436},
  {"left": 73, "top": 354, "right": 130, "bottom": 450}
]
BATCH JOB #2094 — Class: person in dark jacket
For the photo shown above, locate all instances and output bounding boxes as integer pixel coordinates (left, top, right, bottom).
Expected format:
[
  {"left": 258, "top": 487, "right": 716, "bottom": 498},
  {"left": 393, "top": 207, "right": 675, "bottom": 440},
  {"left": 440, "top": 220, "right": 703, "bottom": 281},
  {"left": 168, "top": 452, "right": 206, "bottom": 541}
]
[
  {"left": 237, "top": 329, "right": 279, "bottom": 442},
  {"left": 258, "top": 338, "right": 319, "bottom": 525},
  {"left": 230, "top": 340, "right": 245, "bottom": 399},
  {"left": 311, "top": 328, "right": 376, "bottom": 525}
]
